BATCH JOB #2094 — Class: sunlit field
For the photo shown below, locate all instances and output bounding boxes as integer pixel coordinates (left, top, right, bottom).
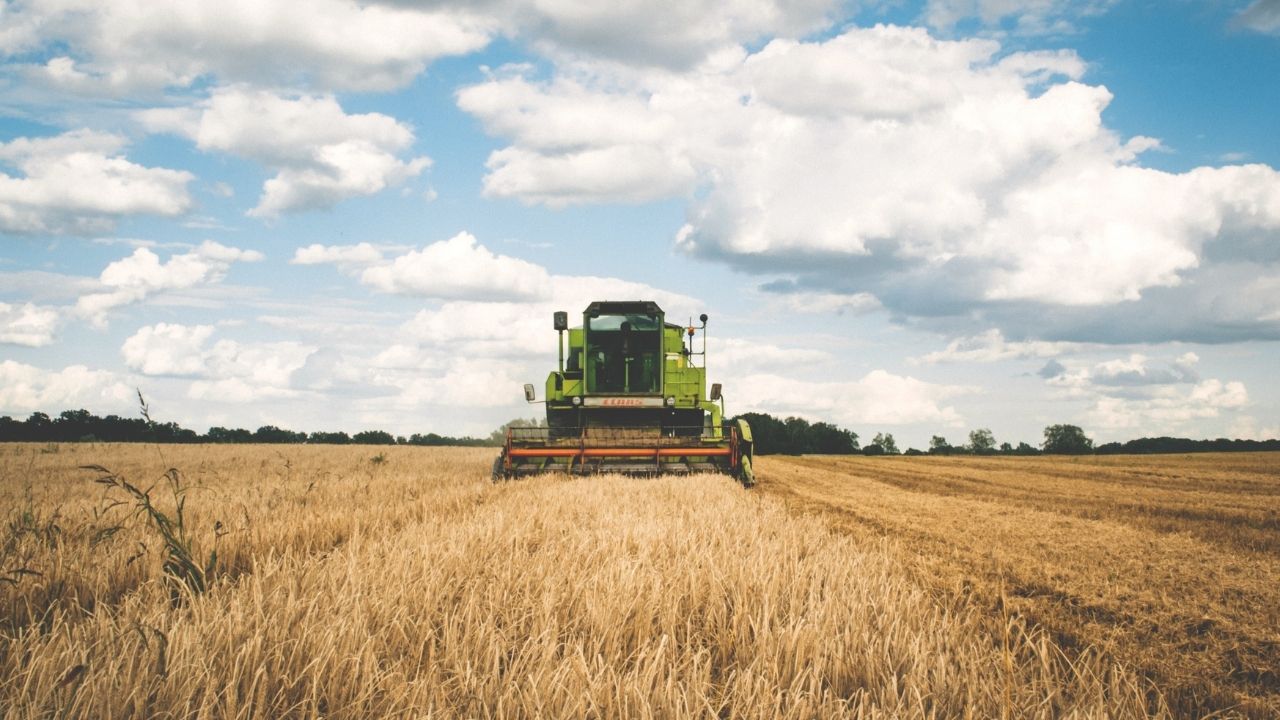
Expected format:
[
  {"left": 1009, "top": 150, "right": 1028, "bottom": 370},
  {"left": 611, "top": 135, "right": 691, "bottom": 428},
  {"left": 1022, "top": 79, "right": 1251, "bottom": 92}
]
[
  {"left": 3, "top": 445, "right": 1274, "bottom": 718},
  {"left": 758, "top": 453, "right": 1280, "bottom": 718}
]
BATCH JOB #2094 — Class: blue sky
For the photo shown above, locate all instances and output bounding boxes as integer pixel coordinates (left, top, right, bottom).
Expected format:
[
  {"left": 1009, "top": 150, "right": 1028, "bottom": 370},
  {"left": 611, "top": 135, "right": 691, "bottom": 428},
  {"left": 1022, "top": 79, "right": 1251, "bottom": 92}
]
[{"left": 2, "top": 0, "right": 1278, "bottom": 449}]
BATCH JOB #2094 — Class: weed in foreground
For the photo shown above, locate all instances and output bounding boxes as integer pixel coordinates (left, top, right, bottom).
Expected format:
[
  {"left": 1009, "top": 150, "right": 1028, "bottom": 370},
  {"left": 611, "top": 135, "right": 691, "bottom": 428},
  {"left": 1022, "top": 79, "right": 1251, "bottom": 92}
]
[{"left": 81, "top": 464, "right": 222, "bottom": 604}]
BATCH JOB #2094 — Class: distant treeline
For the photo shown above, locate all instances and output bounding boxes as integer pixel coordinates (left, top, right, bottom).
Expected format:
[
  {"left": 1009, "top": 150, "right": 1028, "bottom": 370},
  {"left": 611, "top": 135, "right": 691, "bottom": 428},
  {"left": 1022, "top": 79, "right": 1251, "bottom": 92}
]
[
  {"left": 732, "top": 413, "right": 859, "bottom": 455},
  {"left": 0, "top": 410, "right": 496, "bottom": 447},
  {"left": 1095, "top": 437, "right": 1280, "bottom": 454},
  {"left": 3, "top": 408, "right": 1277, "bottom": 455}
]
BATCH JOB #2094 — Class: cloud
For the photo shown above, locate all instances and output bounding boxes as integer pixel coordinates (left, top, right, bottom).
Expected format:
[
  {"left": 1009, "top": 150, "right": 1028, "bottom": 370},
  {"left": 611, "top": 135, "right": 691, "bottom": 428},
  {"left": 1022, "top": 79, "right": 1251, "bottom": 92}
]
[
  {"left": 715, "top": 337, "right": 833, "bottom": 374},
  {"left": 0, "top": 302, "right": 60, "bottom": 347},
  {"left": 0, "top": 129, "right": 193, "bottom": 234},
  {"left": 368, "top": 359, "right": 529, "bottom": 409},
  {"left": 291, "top": 242, "right": 384, "bottom": 269},
  {"left": 497, "top": 0, "right": 837, "bottom": 69},
  {"left": 729, "top": 369, "right": 972, "bottom": 427},
  {"left": 1087, "top": 352, "right": 1199, "bottom": 387},
  {"left": 298, "top": 232, "right": 703, "bottom": 311},
  {"left": 920, "top": 0, "right": 1118, "bottom": 36},
  {"left": 916, "top": 329, "right": 1082, "bottom": 364},
  {"left": 458, "top": 24, "right": 1280, "bottom": 343},
  {"left": 4, "top": 0, "right": 838, "bottom": 97},
  {"left": 360, "top": 232, "right": 550, "bottom": 301},
  {"left": 1236, "top": 0, "right": 1280, "bottom": 34},
  {"left": 121, "top": 322, "right": 315, "bottom": 402},
  {"left": 1044, "top": 352, "right": 1246, "bottom": 435},
  {"left": 76, "top": 241, "right": 264, "bottom": 326},
  {"left": 139, "top": 87, "right": 430, "bottom": 216},
  {"left": 3, "top": 0, "right": 493, "bottom": 93},
  {"left": 121, "top": 323, "right": 216, "bottom": 375},
  {"left": 760, "top": 288, "right": 881, "bottom": 315},
  {"left": 1228, "top": 416, "right": 1280, "bottom": 442},
  {"left": 1037, "top": 359, "right": 1066, "bottom": 379},
  {"left": 380, "top": 272, "right": 703, "bottom": 362},
  {"left": 1085, "top": 380, "right": 1248, "bottom": 432},
  {"left": 0, "top": 360, "right": 132, "bottom": 415}
]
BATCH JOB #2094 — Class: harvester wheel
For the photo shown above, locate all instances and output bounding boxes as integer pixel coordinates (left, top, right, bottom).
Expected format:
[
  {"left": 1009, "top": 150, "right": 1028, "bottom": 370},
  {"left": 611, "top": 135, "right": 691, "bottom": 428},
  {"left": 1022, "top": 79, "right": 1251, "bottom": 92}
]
[
  {"left": 491, "top": 455, "right": 507, "bottom": 483},
  {"left": 739, "top": 455, "right": 755, "bottom": 489}
]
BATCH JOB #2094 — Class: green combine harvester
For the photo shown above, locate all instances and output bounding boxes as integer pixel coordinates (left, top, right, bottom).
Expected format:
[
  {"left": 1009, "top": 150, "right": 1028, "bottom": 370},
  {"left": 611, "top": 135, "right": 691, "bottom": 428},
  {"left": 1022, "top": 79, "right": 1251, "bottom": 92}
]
[{"left": 493, "top": 301, "right": 754, "bottom": 487}]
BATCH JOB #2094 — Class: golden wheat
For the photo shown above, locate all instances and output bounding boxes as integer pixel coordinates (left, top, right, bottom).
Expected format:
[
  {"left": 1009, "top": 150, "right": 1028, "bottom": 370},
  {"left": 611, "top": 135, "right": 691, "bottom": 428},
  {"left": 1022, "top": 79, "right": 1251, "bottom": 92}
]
[
  {"left": 758, "top": 453, "right": 1280, "bottom": 718},
  {"left": 2, "top": 444, "right": 1165, "bottom": 718}
]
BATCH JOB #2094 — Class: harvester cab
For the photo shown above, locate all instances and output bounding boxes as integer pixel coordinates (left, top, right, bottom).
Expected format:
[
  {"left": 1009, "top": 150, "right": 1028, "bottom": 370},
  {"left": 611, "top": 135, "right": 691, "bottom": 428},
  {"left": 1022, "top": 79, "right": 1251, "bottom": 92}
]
[{"left": 493, "top": 301, "right": 755, "bottom": 487}]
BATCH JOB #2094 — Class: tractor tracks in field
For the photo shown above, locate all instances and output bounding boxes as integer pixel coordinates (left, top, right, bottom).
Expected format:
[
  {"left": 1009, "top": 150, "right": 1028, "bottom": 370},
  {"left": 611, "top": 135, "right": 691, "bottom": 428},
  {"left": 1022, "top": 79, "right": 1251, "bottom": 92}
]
[{"left": 755, "top": 454, "right": 1280, "bottom": 719}]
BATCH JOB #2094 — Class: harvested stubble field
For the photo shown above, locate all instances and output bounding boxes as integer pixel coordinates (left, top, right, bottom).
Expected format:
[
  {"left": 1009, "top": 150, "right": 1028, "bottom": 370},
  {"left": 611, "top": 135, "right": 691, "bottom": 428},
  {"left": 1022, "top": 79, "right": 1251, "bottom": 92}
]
[
  {"left": 757, "top": 453, "right": 1280, "bottom": 718},
  {"left": 0, "top": 445, "right": 1274, "bottom": 718}
]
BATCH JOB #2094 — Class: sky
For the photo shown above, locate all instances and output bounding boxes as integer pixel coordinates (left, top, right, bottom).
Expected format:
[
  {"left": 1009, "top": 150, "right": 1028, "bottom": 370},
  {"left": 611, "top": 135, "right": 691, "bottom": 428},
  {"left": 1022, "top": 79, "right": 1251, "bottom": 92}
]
[{"left": 1, "top": 0, "right": 1279, "bottom": 450}]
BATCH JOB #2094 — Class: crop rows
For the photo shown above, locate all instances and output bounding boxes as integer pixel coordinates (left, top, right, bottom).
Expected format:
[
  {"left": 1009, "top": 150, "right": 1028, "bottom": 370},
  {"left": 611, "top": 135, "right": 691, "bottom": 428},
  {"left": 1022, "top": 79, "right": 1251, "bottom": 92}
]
[{"left": 0, "top": 444, "right": 1166, "bottom": 718}]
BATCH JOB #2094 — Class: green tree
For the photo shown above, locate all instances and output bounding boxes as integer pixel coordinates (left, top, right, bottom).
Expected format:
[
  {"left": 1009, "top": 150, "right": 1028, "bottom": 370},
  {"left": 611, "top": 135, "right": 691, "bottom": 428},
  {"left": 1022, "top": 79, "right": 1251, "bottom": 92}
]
[
  {"left": 254, "top": 425, "right": 306, "bottom": 443},
  {"left": 968, "top": 428, "right": 996, "bottom": 455},
  {"left": 868, "top": 432, "right": 899, "bottom": 455},
  {"left": 352, "top": 430, "right": 397, "bottom": 445},
  {"left": 308, "top": 431, "right": 351, "bottom": 444},
  {"left": 928, "top": 435, "right": 952, "bottom": 455},
  {"left": 1042, "top": 424, "right": 1093, "bottom": 454}
]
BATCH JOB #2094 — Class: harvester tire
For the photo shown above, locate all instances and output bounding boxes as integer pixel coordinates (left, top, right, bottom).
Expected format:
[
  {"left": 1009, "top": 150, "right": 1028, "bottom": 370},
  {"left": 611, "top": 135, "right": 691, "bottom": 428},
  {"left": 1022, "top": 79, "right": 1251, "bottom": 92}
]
[
  {"left": 739, "top": 455, "right": 755, "bottom": 489},
  {"left": 491, "top": 455, "right": 506, "bottom": 483}
]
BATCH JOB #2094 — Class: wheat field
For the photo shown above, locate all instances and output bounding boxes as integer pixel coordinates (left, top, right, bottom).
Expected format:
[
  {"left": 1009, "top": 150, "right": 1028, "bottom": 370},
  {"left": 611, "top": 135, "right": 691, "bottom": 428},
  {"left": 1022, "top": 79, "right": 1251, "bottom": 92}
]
[
  {"left": 2, "top": 444, "right": 1271, "bottom": 718},
  {"left": 758, "top": 453, "right": 1280, "bottom": 718}
]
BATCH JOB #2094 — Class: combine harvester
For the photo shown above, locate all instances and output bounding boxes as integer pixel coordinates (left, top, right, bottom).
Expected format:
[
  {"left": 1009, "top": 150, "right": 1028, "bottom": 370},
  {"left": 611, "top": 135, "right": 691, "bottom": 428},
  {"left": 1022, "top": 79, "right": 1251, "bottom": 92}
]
[{"left": 493, "top": 301, "right": 754, "bottom": 487}]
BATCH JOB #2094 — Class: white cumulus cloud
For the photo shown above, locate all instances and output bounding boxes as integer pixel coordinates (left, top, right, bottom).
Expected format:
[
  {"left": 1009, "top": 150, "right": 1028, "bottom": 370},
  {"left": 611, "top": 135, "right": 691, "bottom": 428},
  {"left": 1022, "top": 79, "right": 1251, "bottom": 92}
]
[
  {"left": 457, "top": 24, "right": 1280, "bottom": 341},
  {"left": 139, "top": 87, "right": 431, "bottom": 216},
  {"left": 730, "top": 369, "right": 973, "bottom": 427},
  {"left": 917, "top": 329, "right": 1083, "bottom": 364},
  {"left": 1085, "top": 379, "right": 1248, "bottom": 432},
  {"left": 3, "top": 0, "right": 493, "bottom": 93},
  {"left": 0, "top": 129, "right": 193, "bottom": 234},
  {"left": 1044, "top": 352, "right": 1247, "bottom": 435},
  {"left": 291, "top": 242, "right": 385, "bottom": 268},
  {"left": 76, "top": 241, "right": 264, "bottom": 326},
  {"left": 0, "top": 360, "right": 132, "bottom": 414},
  {"left": 121, "top": 322, "right": 315, "bottom": 402},
  {"left": 0, "top": 302, "right": 60, "bottom": 347},
  {"left": 360, "top": 232, "right": 549, "bottom": 301},
  {"left": 121, "top": 323, "right": 216, "bottom": 375}
]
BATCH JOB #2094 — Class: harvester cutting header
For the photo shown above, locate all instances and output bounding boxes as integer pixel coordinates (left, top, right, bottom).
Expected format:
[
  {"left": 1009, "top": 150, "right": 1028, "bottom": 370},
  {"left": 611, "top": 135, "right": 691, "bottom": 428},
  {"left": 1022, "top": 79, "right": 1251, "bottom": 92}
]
[{"left": 493, "top": 301, "right": 754, "bottom": 486}]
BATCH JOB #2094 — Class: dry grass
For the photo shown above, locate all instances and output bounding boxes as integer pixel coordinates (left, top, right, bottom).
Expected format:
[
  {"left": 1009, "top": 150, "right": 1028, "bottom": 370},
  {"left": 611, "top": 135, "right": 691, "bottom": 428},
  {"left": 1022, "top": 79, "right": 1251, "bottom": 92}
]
[
  {"left": 0, "top": 443, "right": 1164, "bottom": 718},
  {"left": 757, "top": 453, "right": 1280, "bottom": 719}
]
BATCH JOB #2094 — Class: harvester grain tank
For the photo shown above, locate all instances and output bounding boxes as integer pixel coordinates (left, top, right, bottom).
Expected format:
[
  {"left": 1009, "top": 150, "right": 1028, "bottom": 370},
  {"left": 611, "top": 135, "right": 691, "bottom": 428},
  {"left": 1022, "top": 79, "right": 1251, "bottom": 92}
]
[{"left": 493, "top": 301, "right": 754, "bottom": 486}]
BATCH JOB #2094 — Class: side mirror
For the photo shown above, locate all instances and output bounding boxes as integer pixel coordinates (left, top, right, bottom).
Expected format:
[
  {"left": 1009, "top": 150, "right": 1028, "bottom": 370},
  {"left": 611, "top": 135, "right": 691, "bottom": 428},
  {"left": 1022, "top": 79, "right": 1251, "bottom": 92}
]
[
  {"left": 553, "top": 311, "right": 568, "bottom": 331},
  {"left": 710, "top": 383, "right": 722, "bottom": 401},
  {"left": 523, "top": 384, "right": 536, "bottom": 402}
]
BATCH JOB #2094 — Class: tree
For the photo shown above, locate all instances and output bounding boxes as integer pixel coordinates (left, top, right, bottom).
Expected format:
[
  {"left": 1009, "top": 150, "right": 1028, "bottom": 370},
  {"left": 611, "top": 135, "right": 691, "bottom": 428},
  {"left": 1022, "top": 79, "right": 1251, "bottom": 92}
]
[
  {"left": 808, "top": 421, "right": 859, "bottom": 454},
  {"left": 999, "top": 442, "right": 1013, "bottom": 454},
  {"left": 352, "top": 430, "right": 396, "bottom": 445},
  {"left": 489, "top": 417, "right": 544, "bottom": 444},
  {"left": 736, "top": 413, "right": 789, "bottom": 453},
  {"left": 308, "top": 431, "right": 351, "bottom": 444},
  {"left": 254, "top": 425, "right": 306, "bottom": 443},
  {"left": 207, "top": 426, "right": 252, "bottom": 443},
  {"left": 968, "top": 428, "right": 996, "bottom": 455},
  {"left": 869, "top": 432, "right": 899, "bottom": 455},
  {"left": 731, "top": 413, "right": 857, "bottom": 455},
  {"left": 1042, "top": 424, "right": 1093, "bottom": 454},
  {"left": 928, "top": 435, "right": 952, "bottom": 455}
]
